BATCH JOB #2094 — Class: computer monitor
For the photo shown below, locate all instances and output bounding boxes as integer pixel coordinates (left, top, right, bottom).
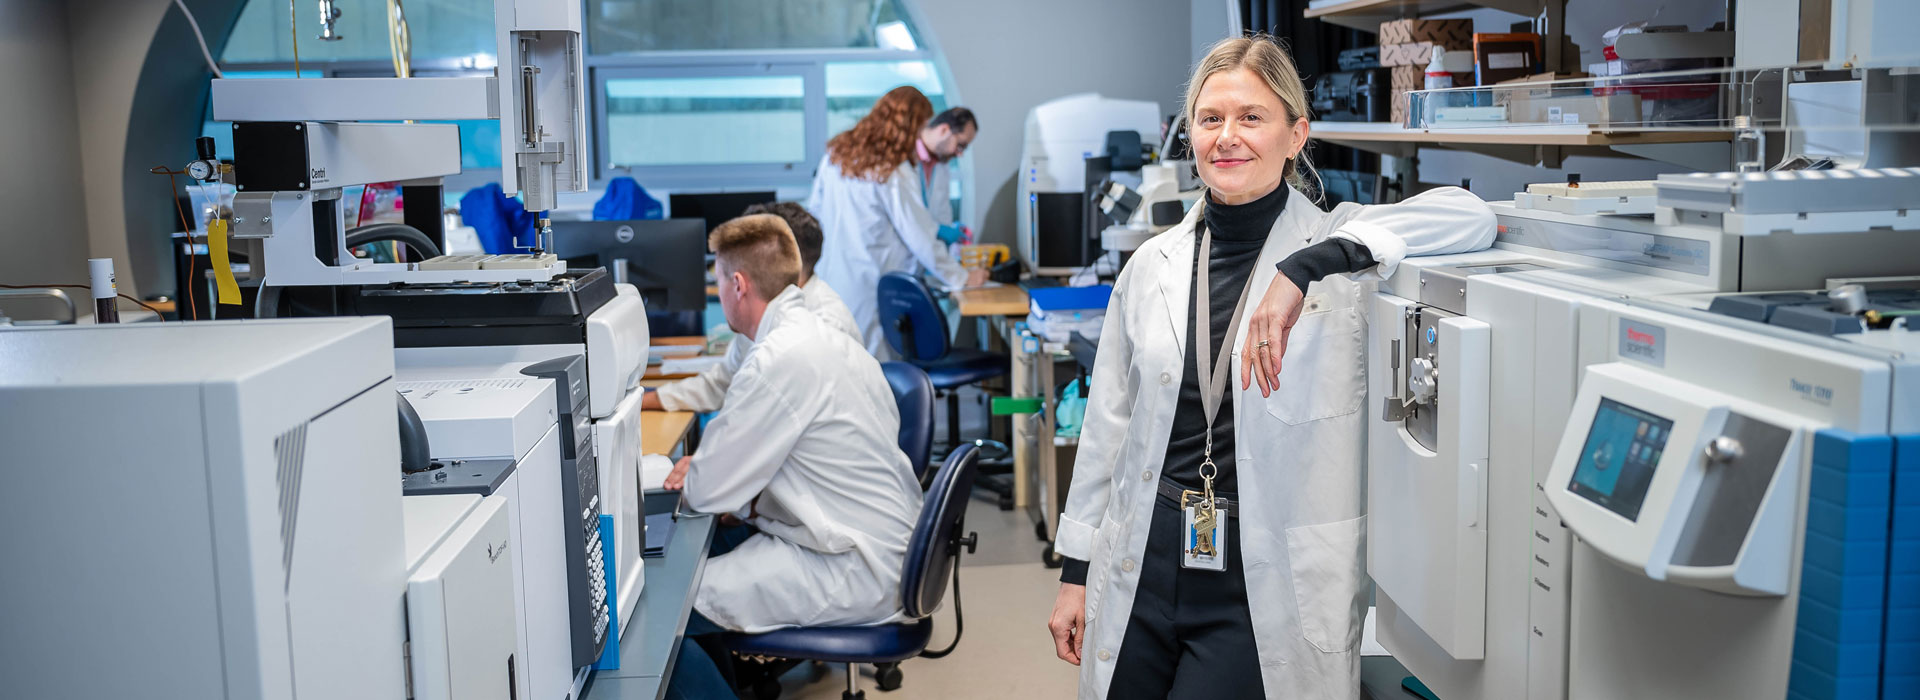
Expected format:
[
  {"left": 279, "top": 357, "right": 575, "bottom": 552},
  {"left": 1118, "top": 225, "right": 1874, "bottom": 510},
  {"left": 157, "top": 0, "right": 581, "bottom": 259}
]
[
  {"left": 668, "top": 191, "right": 776, "bottom": 233},
  {"left": 549, "top": 219, "right": 707, "bottom": 312}
]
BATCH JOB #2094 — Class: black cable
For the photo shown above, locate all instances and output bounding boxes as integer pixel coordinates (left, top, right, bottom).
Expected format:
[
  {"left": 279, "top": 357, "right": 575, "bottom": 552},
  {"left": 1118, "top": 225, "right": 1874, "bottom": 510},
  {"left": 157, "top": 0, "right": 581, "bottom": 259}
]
[{"left": 345, "top": 223, "right": 443, "bottom": 260}]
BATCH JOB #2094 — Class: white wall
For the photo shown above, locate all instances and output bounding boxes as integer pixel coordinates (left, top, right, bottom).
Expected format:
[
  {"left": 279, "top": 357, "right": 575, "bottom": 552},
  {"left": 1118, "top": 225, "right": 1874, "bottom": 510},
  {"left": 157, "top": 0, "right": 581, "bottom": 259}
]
[
  {"left": 913, "top": 0, "right": 1195, "bottom": 247},
  {"left": 64, "top": 0, "right": 172, "bottom": 298},
  {"left": 0, "top": 0, "right": 90, "bottom": 308}
]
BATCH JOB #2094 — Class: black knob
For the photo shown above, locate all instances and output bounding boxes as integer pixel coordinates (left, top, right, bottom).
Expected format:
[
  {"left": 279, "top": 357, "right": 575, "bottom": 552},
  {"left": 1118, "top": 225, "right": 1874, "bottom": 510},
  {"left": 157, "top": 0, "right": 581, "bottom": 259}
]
[{"left": 196, "top": 136, "right": 217, "bottom": 162}]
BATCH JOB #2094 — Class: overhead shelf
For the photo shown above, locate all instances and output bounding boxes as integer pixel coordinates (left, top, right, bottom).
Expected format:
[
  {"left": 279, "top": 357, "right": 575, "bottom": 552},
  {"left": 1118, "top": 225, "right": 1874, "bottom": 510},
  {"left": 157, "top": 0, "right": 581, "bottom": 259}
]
[
  {"left": 1310, "top": 121, "right": 1731, "bottom": 147},
  {"left": 1309, "top": 121, "right": 1733, "bottom": 169},
  {"left": 1303, "top": 0, "right": 1545, "bottom": 32}
]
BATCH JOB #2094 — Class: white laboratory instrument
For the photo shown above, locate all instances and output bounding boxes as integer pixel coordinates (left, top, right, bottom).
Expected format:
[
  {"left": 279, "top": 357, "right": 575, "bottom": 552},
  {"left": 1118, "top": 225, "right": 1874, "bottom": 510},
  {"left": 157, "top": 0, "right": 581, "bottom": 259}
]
[
  {"left": 0, "top": 318, "right": 406, "bottom": 699},
  {"left": 1016, "top": 93, "right": 1163, "bottom": 274},
  {"left": 1368, "top": 180, "right": 1920, "bottom": 700},
  {"left": 403, "top": 494, "right": 520, "bottom": 700},
  {"left": 206, "top": 0, "right": 587, "bottom": 287},
  {"left": 1093, "top": 162, "right": 1202, "bottom": 253},
  {"left": 395, "top": 283, "right": 651, "bottom": 643},
  {"left": 398, "top": 358, "right": 615, "bottom": 700},
  {"left": 1544, "top": 288, "right": 1918, "bottom": 699}
]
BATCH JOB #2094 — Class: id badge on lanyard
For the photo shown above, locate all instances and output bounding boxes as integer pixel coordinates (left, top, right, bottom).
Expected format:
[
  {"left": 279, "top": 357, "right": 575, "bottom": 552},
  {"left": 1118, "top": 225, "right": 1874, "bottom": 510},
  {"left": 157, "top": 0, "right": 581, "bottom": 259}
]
[
  {"left": 1183, "top": 496, "right": 1229, "bottom": 571},
  {"left": 1180, "top": 220, "right": 1254, "bottom": 572}
]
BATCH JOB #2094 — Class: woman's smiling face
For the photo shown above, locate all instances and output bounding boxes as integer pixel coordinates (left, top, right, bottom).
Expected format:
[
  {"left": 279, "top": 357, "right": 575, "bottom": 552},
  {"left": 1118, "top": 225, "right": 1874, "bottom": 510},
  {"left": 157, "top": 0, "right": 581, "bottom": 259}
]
[{"left": 1190, "top": 67, "right": 1308, "bottom": 205}]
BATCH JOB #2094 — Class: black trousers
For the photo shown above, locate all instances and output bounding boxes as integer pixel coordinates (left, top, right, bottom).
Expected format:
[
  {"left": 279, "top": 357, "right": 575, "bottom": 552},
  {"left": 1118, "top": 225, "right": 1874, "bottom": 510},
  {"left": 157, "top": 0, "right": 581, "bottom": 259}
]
[{"left": 1106, "top": 493, "right": 1264, "bottom": 699}]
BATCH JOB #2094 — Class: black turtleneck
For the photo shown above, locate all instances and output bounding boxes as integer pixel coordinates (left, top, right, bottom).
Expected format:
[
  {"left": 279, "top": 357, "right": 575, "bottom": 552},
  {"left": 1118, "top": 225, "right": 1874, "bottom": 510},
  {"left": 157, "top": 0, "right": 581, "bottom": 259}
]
[{"left": 1060, "top": 187, "right": 1376, "bottom": 585}]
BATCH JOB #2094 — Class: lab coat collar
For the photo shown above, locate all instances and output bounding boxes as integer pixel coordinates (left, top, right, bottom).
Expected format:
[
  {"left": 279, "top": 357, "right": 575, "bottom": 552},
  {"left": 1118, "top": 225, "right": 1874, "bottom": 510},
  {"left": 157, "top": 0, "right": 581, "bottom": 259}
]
[
  {"left": 1153, "top": 186, "right": 1312, "bottom": 340},
  {"left": 752, "top": 285, "right": 809, "bottom": 341}
]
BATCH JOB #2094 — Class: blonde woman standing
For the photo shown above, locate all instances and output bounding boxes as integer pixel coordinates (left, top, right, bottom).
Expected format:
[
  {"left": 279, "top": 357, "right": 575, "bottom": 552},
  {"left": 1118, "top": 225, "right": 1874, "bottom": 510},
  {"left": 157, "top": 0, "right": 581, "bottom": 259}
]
[{"left": 1044, "top": 36, "right": 1496, "bottom": 698}]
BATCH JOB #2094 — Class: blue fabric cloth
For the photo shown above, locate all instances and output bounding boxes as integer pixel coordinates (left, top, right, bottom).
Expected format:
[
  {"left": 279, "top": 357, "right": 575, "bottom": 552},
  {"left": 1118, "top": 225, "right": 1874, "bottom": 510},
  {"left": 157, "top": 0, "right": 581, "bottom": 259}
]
[
  {"left": 458, "top": 183, "right": 537, "bottom": 255},
  {"left": 594, "top": 177, "right": 665, "bottom": 221}
]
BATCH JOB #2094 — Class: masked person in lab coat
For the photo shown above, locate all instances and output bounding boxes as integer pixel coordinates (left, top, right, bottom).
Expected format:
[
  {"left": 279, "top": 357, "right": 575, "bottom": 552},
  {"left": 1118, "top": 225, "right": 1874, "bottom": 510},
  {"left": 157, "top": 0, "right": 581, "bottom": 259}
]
[
  {"left": 914, "top": 107, "right": 979, "bottom": 235},
  {"left": 663, "top": 213, "right": 924, "bottom": 635},
  {"left": 810, "top": 86, "right": 989, "bottom": 357},
  {"left": 642, "top": 202, "right": 859, "bottom": 413},
  {"left": 1044, "top": 36, "right": 1496, "bottom": 699}
]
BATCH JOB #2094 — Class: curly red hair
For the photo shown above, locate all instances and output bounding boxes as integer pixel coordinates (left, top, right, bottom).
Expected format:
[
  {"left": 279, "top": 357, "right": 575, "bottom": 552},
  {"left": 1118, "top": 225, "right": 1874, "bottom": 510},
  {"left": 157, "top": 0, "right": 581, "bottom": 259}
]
[{"left": 827, "top": 85, "right": 934, "bottom": 183}]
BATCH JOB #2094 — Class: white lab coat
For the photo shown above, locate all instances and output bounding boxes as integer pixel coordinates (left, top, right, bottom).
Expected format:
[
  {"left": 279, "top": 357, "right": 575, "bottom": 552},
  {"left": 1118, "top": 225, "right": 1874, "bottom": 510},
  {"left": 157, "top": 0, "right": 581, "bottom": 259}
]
[
  {"left": 913, "top": 157, "right": 954, "bottom": 226},
  {"left": 653, "top": 277, "right": 860, "bottom": 413},
  {"left": 1058, "top": 186, "right": 1495, "bottom": 699},
  {"left": 809, "top": 155, "right": 970, "bottom": 356},
  {"left": 686, "top": 285, "right": 925, "bottom": 633}
]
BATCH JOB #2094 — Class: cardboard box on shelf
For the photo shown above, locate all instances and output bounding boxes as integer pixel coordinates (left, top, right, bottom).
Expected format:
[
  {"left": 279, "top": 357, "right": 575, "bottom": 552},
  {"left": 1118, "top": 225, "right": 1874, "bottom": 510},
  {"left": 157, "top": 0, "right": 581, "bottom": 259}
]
[
  {"left": 1390, "top": 65, "right": 1473, "bottom": 126},
  {"left": 1506, "top": 93, "right": 1643, "bottom": 127},
  {"left": 1378, "top": 18, "right": 1472, "bottom": 47},
  {"left": 1381, "top": 41, "right": 1472, "bottom": 67},
  {"left": 1474, "top": 32, "right": 1544, "bottom": 85},
  {"left": 1491, "top": 71, "right": 1595, "bottom": 106}
]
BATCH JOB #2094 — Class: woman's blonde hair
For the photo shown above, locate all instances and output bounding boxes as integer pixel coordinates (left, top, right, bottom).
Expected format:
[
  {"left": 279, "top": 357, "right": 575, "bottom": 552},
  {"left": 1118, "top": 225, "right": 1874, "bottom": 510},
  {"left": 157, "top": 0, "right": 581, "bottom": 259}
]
[{"left": 1182, "top": 34, "right": 1321, "bottom": 200}]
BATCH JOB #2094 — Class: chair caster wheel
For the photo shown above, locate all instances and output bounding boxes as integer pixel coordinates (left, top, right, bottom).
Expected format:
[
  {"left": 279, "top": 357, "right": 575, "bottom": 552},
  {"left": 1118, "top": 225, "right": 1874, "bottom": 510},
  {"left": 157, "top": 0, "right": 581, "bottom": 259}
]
[
  {"left": 875, "top": 662, "right": 904, "bottom": 691},
  {"left": 1034, "top": 518, "right": 1049, "bottom": 541},
  {"left": 997, "top": 493, "right": 1014, "bottom": 511},
  {"left": 1043, "top": 543, "right": 1063, "bottom": 569}
]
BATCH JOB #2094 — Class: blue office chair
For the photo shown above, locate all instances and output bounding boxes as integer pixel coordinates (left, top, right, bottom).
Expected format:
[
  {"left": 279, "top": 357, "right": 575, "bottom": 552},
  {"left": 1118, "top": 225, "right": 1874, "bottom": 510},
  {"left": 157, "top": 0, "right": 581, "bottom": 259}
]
[
  {"left": 876, "top": 272, "right": 1013, "bottom": 507},
  {"left": 881, "top": 362, "right": 935, "bottom": 481},
  {"left": 723, "top": 444, "right": 981, "bottom": 699}
]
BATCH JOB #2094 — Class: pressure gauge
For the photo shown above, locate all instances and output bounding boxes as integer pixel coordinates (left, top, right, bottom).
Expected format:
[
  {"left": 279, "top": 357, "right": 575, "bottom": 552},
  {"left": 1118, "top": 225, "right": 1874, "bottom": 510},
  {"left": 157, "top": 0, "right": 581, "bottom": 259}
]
[{"left": 187, "top": 159, "right": 218, "bottom": 181}]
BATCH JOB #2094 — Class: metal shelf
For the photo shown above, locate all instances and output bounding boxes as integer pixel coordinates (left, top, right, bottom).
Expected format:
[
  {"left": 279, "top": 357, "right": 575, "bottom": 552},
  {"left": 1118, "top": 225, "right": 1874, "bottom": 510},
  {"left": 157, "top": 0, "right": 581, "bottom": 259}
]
[
  {"left": 1309, "top": 121, "right": 1733, "bottom": 170},
  {"left": 1303, "top": 0, "right": 1544, "bottom": 32}
]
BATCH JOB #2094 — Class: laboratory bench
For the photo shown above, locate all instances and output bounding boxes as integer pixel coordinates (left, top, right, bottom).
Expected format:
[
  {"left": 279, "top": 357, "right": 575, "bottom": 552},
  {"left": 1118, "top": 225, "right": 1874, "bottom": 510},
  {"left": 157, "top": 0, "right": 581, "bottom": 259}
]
[{"left": 582, "top": 490, "right": 716, "bottom": 700}]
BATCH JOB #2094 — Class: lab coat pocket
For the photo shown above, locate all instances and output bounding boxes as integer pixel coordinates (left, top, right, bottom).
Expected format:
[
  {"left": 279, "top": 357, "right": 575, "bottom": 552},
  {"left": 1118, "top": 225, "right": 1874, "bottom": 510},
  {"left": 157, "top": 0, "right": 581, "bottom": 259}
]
[
  {"left": 1262, "top": 308, "right": 1364, "bottom": 425},
  {"left": 1084, "top": 515, "right": 1123, "bottom": 623},
  {"left": 1285, "top": 515, "right": 1369, "bottom": 654}
]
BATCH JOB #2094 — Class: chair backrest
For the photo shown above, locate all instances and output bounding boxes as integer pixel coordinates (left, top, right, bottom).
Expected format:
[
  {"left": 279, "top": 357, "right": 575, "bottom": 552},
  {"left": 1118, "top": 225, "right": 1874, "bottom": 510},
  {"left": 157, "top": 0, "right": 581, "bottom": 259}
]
[
  {"left": 875, "top": 272, "right": 950, "bottom": 362},
  {"left": 880, "top": 362, "right": 935, "bottom": 480},
  {"left": 898, "top": 443, "right": 979, "bottom": 619}
]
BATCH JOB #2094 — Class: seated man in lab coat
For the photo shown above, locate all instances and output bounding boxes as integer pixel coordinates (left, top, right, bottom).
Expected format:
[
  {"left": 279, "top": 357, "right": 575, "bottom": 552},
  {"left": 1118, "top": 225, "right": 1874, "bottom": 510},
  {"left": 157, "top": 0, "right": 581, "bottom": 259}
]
[
  {"left": 663, "top": 213, "right": 925, "bottom": 633},
  {"left": 642, "top": 202, "right": 859, "bottom": 413}
]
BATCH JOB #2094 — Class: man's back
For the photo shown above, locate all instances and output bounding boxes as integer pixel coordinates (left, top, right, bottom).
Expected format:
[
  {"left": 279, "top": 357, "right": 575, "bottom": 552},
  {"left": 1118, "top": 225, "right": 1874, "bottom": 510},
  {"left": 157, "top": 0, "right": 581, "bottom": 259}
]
[{"left": 685, "top": 286, "right": 923, "bottom": 632}]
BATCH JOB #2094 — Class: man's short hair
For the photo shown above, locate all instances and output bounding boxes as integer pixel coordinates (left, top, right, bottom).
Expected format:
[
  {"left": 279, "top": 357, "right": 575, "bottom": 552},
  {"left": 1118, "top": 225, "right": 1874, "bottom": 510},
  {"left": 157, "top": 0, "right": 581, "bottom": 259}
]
[
  {"left": 928, "top": 107, "right": 977, "bottom": 134},
  {"left": 743, "top": 201, "right": 823, "bottom": 274},
  {"left": 709, "top": 214, "right": 801, "bottom": 302}
]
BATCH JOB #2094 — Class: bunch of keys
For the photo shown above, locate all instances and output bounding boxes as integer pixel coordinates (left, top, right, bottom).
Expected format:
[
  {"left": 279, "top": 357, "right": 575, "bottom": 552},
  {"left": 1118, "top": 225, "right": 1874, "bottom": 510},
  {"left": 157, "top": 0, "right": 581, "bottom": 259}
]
[{"left": 1182, "top": 453, "right": 1228, "bottom": 571}]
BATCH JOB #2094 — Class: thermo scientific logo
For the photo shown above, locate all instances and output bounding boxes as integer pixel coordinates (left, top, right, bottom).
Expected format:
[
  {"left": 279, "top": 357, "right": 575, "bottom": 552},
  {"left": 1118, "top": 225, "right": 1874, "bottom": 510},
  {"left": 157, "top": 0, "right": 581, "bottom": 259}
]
[
  {"left": 1619, "top": 320, "right": 1666, "bottom": 367},
  {"left": 1790, "top": 378, "right": 1835, "bottom": 406}
]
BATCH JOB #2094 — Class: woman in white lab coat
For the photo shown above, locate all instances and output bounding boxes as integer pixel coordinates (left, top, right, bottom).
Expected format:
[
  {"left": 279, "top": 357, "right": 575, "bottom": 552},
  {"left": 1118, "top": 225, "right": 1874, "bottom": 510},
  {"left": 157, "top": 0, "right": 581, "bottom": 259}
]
[
  {"left": 809, "top": 85, "right": 987, "bottom": 356},
  {"left": 1044, "top": 36, "right": 1495, "bottom": 699}
]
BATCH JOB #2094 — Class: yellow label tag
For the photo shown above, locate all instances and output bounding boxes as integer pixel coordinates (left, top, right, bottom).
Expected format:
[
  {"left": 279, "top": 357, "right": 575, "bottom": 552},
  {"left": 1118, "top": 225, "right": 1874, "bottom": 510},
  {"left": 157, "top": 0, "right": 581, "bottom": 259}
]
[{"left": 208, "top": 218, "right": 241, "bottom": 305}]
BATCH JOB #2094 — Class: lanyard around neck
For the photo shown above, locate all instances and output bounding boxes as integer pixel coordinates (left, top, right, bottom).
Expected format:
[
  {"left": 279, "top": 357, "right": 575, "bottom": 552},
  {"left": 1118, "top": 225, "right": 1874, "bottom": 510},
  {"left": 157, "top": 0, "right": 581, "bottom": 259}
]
[{"left": 1194, "top": 220, "right": 1258, "bottom": 456}]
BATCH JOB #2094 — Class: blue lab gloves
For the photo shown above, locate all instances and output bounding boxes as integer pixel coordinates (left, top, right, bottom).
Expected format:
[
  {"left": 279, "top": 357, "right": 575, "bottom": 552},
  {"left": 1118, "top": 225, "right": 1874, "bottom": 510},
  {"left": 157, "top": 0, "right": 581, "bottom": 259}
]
[
  {"left": 936, "top": 222, "right": 965, "bottom": 244},
  {"left": 594, "top": 177, "right": 665, "bottom": 221},
  {"left": 458, "top": 183, "right": 538, "bottom": 254}
]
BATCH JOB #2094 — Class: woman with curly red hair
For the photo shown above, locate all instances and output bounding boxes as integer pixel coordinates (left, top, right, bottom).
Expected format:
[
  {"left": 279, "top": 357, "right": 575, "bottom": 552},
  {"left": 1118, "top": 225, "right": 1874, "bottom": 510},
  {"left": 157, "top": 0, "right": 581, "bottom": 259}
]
[{"left": 809, "top": 85, "right": 987, "bottom": 356}]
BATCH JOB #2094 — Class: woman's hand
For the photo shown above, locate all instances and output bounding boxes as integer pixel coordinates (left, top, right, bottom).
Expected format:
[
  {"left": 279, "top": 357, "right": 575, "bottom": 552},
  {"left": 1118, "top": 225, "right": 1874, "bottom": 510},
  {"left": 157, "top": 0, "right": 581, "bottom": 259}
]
[
  {"left": 965, "top": 267, "right": 990, "bottom": 288},
  {"left": 1048, "top": 583, "right": 1088, "bottom": 665},
  {"left": 1240, "top": 275, "right": 1305, "bottom": 397},
  {"left": 662, "top": 455, "right": 693, "bottom": 491}
]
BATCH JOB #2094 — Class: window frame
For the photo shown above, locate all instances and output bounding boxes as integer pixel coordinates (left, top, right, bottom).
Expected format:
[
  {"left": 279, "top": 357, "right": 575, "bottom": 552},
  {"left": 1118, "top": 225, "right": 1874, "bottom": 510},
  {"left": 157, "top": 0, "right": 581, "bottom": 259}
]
[{"left": 585, "top": 48, "right": 934, "bottom": 190}]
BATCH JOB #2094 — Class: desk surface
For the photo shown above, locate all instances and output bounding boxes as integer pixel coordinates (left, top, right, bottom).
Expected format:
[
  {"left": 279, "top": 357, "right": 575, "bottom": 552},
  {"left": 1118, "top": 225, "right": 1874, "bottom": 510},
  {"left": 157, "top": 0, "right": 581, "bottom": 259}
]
[
  {"left": 583, "top": 493, "right": 716, "bottom": 700},
  {"left": 954, "top": 285, "right": 1029, "bottom": 317},
  {"left": 645, "top": 336, "right": 717, "bottom": 380},
  {"left": 640, "top": 411, "right": 696, "bottom": 456}
]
